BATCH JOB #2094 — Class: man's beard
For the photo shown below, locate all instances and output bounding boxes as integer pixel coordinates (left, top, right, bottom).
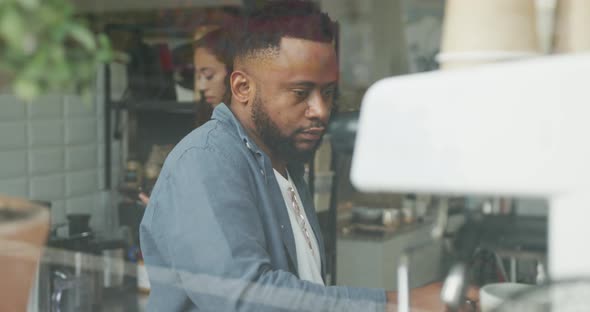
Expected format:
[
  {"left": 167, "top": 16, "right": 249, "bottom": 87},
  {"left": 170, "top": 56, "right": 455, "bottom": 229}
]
[{"left": 251, "top": 93, "right": 323, "bottom": 163}]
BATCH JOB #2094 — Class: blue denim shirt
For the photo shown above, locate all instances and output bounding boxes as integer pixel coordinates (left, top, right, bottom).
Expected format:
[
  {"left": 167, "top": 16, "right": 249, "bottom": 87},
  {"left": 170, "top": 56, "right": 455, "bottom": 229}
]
[{"left": 140, "top": 104, "right": 386, "bottom": 311}]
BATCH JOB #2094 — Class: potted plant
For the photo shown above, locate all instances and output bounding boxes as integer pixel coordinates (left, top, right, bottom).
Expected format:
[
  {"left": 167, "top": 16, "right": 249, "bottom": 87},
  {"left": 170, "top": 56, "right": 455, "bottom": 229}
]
[
  {"left": 0, "top": 196, "right": 50, "bottom": 312},
  {"left": 0, "top": 0, "right": 112, "bottom": 100},
  {"left": 0, "top": 0, "right": 112, "bottom": 309}
]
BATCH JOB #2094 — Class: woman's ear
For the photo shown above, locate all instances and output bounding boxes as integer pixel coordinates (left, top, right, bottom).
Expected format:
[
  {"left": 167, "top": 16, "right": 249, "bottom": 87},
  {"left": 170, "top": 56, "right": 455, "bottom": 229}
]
[{"left": 230, "top": 70, "right": 251, "bottom": 105}]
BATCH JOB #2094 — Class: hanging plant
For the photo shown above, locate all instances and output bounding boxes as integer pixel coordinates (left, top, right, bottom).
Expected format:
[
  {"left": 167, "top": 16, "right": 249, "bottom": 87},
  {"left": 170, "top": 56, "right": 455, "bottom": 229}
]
[{"left": 0, "top": 0, "right": 112, "bottom": 100}]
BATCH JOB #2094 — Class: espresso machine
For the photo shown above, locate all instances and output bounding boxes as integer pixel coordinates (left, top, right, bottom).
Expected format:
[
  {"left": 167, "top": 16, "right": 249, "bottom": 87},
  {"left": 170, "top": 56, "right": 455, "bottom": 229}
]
[
  {"left": 348, "top": 54, "right": 590, "bottom": 310},
  {"left": 30, "top": 213, "right": 126, "bottom": 312}
]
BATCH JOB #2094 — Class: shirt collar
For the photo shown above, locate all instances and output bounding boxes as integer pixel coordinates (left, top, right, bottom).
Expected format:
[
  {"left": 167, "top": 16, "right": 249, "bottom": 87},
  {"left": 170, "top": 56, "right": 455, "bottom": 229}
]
[
  {"left": 211, "top": 103, "right": 306, "bottom": 178},
  {"left": 212, "top": 103, "right": 264, "bottom": 156}
]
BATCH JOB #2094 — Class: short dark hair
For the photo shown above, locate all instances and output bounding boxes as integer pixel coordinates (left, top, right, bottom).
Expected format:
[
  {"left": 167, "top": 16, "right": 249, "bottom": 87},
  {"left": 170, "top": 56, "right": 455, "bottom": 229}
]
[{"left": 234, "top": 0, "right": 336, "bottom": 62}]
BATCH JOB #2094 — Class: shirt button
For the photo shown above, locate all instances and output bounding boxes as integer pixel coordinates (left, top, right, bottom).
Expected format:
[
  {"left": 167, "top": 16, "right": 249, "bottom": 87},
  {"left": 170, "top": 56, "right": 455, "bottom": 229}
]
[
  {"left": 246, "top": 142, "right": 252, "bottom": 149},
  {"left": 260, "top": 169, "right": 264, "bottom": 175}
]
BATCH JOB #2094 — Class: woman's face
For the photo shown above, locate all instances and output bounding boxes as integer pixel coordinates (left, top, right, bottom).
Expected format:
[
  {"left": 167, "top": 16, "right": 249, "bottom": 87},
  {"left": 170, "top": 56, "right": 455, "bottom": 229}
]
[{"left": 194, "top": 47, "right": 228, "bottom": 107}]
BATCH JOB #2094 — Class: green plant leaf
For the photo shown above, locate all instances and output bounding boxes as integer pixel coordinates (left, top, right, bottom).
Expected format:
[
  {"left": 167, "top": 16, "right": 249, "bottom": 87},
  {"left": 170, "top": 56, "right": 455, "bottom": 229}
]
[
  {"left": 21, "top": 48, "right": 48, "bottom": 79},
  {"left": 67, "top": 23, "right": 96, "bottom": 50},
  {"left": 0, "top": 7, "right": 26, "bottom": 47},
  {"left": 13, "top": 76, "right": 40, "bottom": 101},
  {"left": 17, "top": 0, "right": 40, "bottom": 10},
  {"left": 96, "top": 34, "right": 113, "bottom": 62},
  {"left": 38, "top": 5, "right": 61, "bottom": 25},
  {"left": 1, "top": 0, "right": 113, "bottom": 100}
]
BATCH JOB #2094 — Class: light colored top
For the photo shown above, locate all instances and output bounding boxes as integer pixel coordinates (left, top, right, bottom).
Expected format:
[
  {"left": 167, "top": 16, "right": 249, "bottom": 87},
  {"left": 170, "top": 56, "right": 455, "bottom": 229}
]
[{"left": 273, "top": 169, "right": 324, "bottom": 285}]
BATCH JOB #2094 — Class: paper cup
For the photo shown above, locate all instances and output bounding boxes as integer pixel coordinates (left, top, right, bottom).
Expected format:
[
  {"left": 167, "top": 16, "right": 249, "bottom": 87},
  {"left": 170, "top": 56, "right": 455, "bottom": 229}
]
[
  {"left": 441, "top": 0, "right": 540, "bottom": 54},
  {"left": 480, "top": 283, "right": 533, "bottom": 312},
  {"left": 436, "top": 51, "right": 541, "bottom": 69},
  {"left": 553, "top": 0, "right": 590, "bottom": 53},
  {"left": 536, "top": 0, "right": 557, "bottom": 53}
]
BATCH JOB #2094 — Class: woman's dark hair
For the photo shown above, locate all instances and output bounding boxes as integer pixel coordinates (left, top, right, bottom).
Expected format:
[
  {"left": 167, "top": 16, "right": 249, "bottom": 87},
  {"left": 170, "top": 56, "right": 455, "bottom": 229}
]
[
  {"left": 193, "top": 28, "right": 236, "bottom": 127},
  {"left": 194, "top": 28, "right": 235, "bottom": 74}
]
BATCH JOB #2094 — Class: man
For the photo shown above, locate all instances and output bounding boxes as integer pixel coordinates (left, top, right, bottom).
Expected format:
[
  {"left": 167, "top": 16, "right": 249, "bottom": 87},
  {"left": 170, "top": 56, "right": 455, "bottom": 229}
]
[{"left": 140, "top": 1, "right": 445, "bottom": 311}]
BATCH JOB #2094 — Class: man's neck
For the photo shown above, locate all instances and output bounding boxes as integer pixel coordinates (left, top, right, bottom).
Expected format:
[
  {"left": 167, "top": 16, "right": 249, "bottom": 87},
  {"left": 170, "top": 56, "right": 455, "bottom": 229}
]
[
  {"left": 249, "top": 133, "right": 287, "bottom": 178},
  {"left": 272, "top": 159, "right": 288, "bottom": 179},
  {"left": 234, "top": 113, "right": 289, "bottom": 178},
  {"left": 250, "top": 132, "right": 287, "bottom": 177}
]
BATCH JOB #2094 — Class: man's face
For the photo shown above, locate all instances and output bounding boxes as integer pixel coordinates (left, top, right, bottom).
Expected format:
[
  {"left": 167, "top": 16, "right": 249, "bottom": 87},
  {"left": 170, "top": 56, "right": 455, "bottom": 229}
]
[{"left": 248, "top": 37, "right": 338, "bottom": 162}]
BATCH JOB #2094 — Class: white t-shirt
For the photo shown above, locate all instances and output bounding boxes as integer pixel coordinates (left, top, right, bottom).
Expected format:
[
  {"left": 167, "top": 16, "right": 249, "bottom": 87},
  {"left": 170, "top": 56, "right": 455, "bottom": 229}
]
[{"left": 273, "top": 169, "right": 324, "bottom": 285}]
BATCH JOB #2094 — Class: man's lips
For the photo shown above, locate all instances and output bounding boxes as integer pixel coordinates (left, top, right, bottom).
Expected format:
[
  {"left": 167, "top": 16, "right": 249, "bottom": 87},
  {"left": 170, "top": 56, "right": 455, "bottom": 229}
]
[{"left": 298, "top": 128, "right": 325, "bottom": 141}]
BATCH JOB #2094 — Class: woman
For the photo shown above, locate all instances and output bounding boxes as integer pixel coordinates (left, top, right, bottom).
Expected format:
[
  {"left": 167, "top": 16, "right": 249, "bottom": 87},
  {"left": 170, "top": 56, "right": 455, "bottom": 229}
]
[
  {"left": 193, "top": 28, "right": 235, "bottom": 127},
  {"left": 139, "top": 28, "right": 235, "bottom": 205}
]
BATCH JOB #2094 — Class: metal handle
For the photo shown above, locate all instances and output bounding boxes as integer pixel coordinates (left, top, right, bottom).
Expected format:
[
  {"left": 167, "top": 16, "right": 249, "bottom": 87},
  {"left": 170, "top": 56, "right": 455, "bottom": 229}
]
[
  {"left": 397, "top": 254, "right": 410, "bottom": 312},
  {"left": 397, "top": 198, "right": 451, "bottom": 312},
  {"left": 51, "top": 270, "right": 69, "bottom": 312},
  {"left": 440, "top": 263, "right": 468, "bottom": 312},
  {"left": 397, "top": 240, "right": 438, "bottom": 312}
]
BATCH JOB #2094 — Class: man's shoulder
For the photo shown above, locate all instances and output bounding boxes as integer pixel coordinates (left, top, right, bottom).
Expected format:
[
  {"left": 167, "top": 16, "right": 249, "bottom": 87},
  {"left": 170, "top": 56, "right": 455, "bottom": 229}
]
[{"left": 163, "top": 120, "right": 248, "bottom": 172}]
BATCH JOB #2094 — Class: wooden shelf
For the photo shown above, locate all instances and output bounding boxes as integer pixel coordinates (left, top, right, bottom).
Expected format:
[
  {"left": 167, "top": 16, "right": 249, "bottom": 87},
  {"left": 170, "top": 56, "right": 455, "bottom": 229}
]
[{"left": 113, "top": 100, "right": 198, "bottom": 114}]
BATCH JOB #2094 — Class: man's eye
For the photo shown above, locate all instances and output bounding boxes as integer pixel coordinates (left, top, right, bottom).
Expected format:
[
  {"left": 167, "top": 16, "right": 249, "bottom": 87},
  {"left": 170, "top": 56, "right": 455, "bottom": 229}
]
[
  {"left": 293, "top": 89, "right": 309, "bottom": 99},
  {"left": 322, "top": 89, "right": 335, "bottom": 98}
]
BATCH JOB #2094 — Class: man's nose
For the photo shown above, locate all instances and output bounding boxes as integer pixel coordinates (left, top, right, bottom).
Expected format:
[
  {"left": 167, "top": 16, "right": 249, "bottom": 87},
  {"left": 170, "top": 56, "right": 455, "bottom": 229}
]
[{"left": 306, "top": 91, "right": 331, "bottom": 123}]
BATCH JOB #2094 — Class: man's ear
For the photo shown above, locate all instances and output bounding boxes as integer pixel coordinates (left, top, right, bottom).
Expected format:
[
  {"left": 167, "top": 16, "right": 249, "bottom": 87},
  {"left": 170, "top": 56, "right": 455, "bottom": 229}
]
[{"left": 230, "top": 70, "right": 252, "bottom": 105}]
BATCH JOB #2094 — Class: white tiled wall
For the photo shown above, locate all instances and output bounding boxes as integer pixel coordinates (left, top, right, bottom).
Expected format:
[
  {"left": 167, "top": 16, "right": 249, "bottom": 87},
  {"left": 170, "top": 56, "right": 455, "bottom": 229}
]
[{"left": 0, "top": 86, "right": 122, "bottom": 232}]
